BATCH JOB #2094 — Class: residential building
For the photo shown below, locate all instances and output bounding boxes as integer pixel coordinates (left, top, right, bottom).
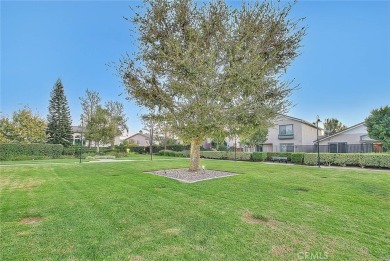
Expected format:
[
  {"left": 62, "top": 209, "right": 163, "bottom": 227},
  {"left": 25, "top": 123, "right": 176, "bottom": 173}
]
[
  {"left": 205, "top": 115, "right": 323, "bottom": 152},
  {"left": 316, "top": 122, "right": 383, "bottom": 153},
  {"left": 123, "top": 132, "right": 151, "bottom": 146},
  {"left": 71, "top": 126, "right": 124, "bottom": 147},
  {"left": 258, "top": 115, "right": 323, "bottom": 152}
]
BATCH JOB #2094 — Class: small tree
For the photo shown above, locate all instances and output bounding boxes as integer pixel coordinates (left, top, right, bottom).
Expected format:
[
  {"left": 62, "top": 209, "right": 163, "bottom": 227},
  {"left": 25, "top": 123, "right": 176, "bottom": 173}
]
[
  {"left": 365, "top": 106, "right": 390, "bottom": 149},
  {"left": 241, "top": 128, "right": 268, "bottom": 151},
  {"left": 105, "top": 101, "right": 128, "bottom": 148},
  {"left": 323, "top": 118, "right": 347, "bottom": 135},
  {"left": 47, "top": 79, "right": 73, "bottom": 147},
  {"left": 86, "top": 106, "right": 110, "bottom": 153},
  {"left": 119, "top": 0, "right": 306, "bottom": 171},
  {"left": 80, "top": 89, "right": 101, "bottom": 148}
]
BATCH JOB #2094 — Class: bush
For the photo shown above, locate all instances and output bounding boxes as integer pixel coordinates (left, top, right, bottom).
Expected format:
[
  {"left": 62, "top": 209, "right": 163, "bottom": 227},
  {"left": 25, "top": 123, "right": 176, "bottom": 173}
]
[
  {"left": 129, "top": 146, "right": 146, "bottom": 154},
  {"left": 291, "top": 153, "right": 305, "bottom": 164},
  {"left": 63, "top": 147, "right": 76, "bottom": 156},
  {"left": 200, "top": 151, "right": 252, "bottom": 161},
  {"left": 158, "top": 150, "right": 176, "bottom": 156},
  {"left": 303, "top": 153, "right": 390, "bottom": 168},
  {"left": 251, "top": 152, "right": 267, "bottom": 162},
  {"left": 360, "top": 154, "right": 390, "bottom": 168},
  {"left": 0, "top": 143, "right": 64, "bottom": 161}
]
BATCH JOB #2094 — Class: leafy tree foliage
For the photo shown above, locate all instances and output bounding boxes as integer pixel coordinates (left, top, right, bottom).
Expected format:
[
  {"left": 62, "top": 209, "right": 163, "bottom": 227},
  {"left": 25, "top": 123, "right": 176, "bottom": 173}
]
[
  {"left": 365, "top": 106, "right": 390, "bottom": 149},
  {"left": 47, "top": 79, "right": 73, "bottom": 147},
  {"left": 0, "top": 108, "right": 47, "bottom": 143},
  {"left": 323, "top": 118, "right": 347, "bottom": 135},
  {"left": 105, "top": 101, "right": 128, "bottom": 148},
  {"left": 80, "top": 89, "right": 101, "bottom": 147},
  {"left": 80, "top": 90, "right": 128, "bottom": 151},
  {"left": 118, "top": 0, "right": 306, "bottom": 170},
  {"left": 241, "top": 127, "right": 268, "bottom": 148},
  {"left": 86, "top": 106, "right": 110, "bottom": 153}
]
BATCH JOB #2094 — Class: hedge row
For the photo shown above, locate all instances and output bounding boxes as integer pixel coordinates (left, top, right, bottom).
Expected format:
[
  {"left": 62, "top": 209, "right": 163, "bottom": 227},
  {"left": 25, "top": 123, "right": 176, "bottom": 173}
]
[
  {"left": 200, "top": 151, "right": 252, "bottom": 161},
  {"left": 117, "top": 145, "right": 190, "bottom": 154},
  {"left": 0, "top": 143, "right": 64, "bottom": 160},
  {"left": 158, "top": 150, "right": 187, "bottom": 157},
  {"left": 303, "top": 153, "right": 390, "bottom": 168}
]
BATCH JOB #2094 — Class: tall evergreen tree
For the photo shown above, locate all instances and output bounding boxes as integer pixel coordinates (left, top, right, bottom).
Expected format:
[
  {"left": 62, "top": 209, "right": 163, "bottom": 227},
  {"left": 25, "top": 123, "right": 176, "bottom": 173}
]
[{"left": 47, "top": 79, "right": 73, "bottom": 147}]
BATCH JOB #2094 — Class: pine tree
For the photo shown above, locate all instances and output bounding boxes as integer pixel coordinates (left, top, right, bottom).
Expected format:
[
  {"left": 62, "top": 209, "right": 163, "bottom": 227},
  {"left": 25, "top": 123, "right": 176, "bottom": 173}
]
[{"left": 47, "top": 79, "right": 73, "bottom": 147}]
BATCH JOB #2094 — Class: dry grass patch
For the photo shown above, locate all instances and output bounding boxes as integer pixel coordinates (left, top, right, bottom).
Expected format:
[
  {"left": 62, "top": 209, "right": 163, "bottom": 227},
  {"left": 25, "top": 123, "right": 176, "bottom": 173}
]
[
  {"left": 271, "top": 245, "right": 293, "bottom": 256},
  {"left": 242, "top": 210, "right": 281, "bottom": 229},
  {"left": 163, "top": 228, "right": 181, "bottom": 235},
  {"left": 19, "top": 216, "right": 43, "bottom": 225}
]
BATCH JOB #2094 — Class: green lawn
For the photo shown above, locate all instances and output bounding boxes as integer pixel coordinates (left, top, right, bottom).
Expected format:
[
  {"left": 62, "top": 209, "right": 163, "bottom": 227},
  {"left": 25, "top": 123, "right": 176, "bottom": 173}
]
[{"left": 1, "top": 159, "right": 389, "bottom": 260}]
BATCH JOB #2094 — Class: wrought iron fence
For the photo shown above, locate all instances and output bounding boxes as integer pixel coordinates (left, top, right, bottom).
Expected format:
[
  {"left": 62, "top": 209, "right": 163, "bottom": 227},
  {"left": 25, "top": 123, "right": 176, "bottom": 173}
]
[{"left": 293, "top": 144, "right": 385, "bottom": 153}]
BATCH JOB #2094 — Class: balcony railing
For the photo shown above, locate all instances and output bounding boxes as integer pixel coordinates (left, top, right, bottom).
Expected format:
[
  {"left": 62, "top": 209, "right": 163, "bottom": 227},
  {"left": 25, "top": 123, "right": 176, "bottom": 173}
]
[{"left": 278, "top": 134, "right": 294, "bottom": 139}]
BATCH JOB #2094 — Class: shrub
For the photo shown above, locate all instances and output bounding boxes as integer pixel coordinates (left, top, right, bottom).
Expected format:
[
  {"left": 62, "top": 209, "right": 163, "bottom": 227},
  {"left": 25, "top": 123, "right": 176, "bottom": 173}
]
[
  {"left": 200, "top": 151, "right": 252, "bottom": 161},
  {"left": 304, "top": 153, "right": 336, "bottom": 166},
  {"left": 158, "top": 150, "right": 176, "bottom": 157},
  {"left": 303, "top": 153, "right": 390, "bottom": 168},
  {"left": 291, "top": 153, "right": 305, "bottom": 164},
  {"left": 251, "top": 152, "right": 267, "bottom": 162},
  {"left": 360, "top": 154, "right": 390, "bottom": 168},
  {"left": 63, "top": 147, "right": 76, "bottom": 156},
  {"left": 0, "top": 143, "right": 64, "bottom": 161},
  {"left": 129, "top": 146, "right": 146, "bottom": 154},
  {"left": 200, "top": 151, "right": 227, "bottom": 160}
]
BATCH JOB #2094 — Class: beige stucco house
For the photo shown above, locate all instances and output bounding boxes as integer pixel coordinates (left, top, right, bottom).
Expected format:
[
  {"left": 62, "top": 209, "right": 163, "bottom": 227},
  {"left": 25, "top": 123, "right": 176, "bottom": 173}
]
[
  {"left": 317, "top": 122, "right": 383, "bottom": 153},
  {"left": 123, "top": 133, "right": 151, "bottom": 146},
  {"left": 259, "top": 115, "right": 323, "bottom": 152},
  {"left": 207, "top": 115, "right": 323, "bottom": 152}
]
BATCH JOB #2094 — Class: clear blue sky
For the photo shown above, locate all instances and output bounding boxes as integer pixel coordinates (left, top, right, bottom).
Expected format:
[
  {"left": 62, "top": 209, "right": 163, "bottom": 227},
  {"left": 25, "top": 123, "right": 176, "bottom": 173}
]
[{"left": 1, "top": 1, "right": 389, "bottom": 135}]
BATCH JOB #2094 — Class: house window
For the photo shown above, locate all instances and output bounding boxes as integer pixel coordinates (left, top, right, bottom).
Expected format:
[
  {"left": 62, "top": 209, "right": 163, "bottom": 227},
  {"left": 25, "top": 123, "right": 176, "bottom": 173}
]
[
  {"left": 280, "top": 143, "right": 294, "bottom": 152},
  {"left": 279, "top": 124, "right": 294, "bottom": 139},
  {"left": 329, "top": 142, "right": 347, "bottom": 153},
  {"left": 74, "top": 135, "right": 81, "bottom": 145}
]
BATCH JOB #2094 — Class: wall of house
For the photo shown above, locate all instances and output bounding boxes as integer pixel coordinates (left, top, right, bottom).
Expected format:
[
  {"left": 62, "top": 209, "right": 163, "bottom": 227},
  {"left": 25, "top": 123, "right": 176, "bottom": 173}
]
[
  {"left": 128, "top": 134, "right": 150, "bottom": 146},
  {"left": 301, "top": 123, "right": 322, "bottom": 145},
  {"left": 318, "top": 125, "right": 368, "bottom": 145}
]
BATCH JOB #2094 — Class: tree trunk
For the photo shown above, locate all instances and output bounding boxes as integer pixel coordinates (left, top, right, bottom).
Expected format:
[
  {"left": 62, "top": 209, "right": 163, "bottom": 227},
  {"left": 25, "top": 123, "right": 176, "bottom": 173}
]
[
  {"left": 189, "top": 137, "right": 201, "bottom": 172},
  {"left": 96, "top": 142, "right": 100, "bottom": 154}
]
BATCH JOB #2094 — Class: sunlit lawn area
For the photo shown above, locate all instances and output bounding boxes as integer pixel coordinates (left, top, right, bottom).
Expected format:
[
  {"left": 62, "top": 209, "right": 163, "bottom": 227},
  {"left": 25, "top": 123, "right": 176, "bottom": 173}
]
[{"left": 1, "top": 159, "right": 389, "bottom": 260}]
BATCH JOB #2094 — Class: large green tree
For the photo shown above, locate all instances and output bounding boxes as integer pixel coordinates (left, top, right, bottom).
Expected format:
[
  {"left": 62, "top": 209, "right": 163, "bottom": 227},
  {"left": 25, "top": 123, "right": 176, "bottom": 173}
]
[
  {"left": 47, "top": 79, "right": 73, "bottom": 147},
  {"left": 365, "top": 106, "right": 390, "bottom": 149},
  {"left": 118, "top": 0, "right": 306, "bottom": 171},
  {"left": 0, "top": 108, "right": 47, "bottom": 143},
  {"left": 323, "top": 118, "right": 347, "bottom": 135}
]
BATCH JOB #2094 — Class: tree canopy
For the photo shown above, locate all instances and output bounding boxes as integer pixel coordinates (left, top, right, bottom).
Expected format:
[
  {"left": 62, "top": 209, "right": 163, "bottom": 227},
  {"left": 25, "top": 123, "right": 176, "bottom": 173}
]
[
  {"left": 365, "top": 106, "right": 390, "bottom": 149},
  {"left": 323, "top": 118, "right": 347, "bottom": 135},
  {"left": 118, "top": 0, "right": 306, "bottom": 170},
  {"left": 0, "top": 108, "right": 47, "bottom": 143},
  {"left": 80, "top": 89, "right": 128, "bottom": 150}
]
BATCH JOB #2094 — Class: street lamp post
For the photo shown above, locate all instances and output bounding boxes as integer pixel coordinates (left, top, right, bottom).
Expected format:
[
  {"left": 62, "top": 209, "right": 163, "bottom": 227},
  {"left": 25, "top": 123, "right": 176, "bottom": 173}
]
[
  {"left": 316, "top": 115, "right": 321, "bottom": 168},
  {"left": 80, "top": 117, "right": 83, "bottom": 164}
]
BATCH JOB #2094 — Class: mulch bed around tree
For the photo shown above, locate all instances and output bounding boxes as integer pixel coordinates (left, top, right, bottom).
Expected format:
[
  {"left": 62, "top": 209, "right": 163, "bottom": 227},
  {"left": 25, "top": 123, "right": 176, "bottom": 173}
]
[{"left": 145, "top": 168, "right": 237, "bottom": 183}]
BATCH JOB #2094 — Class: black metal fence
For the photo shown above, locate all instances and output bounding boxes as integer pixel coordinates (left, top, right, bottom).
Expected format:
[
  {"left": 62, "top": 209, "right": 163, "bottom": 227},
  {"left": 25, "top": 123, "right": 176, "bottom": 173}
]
[{"left": 294, "top": 144, "right": 385, "bottom": 153}]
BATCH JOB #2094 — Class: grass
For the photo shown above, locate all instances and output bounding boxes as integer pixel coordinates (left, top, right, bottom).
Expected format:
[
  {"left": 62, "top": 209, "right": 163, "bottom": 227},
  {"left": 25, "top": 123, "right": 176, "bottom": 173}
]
[{"left": 1, "top": 159, "right": 389, "bottom": 260}]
